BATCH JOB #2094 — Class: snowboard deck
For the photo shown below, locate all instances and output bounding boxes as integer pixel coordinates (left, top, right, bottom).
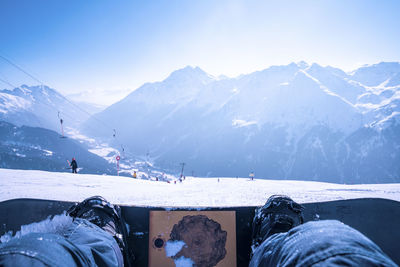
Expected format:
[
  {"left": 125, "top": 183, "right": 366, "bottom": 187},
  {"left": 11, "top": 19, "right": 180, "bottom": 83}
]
[{"left": 0, "top": 198, "right": 399, "bottom": 266}]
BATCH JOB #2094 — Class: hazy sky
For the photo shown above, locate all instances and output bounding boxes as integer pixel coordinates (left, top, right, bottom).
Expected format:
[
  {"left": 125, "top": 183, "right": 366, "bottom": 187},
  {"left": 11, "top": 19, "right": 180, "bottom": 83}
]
[{"left": 1, "top": 0, "right": 400, "bottom": 104}]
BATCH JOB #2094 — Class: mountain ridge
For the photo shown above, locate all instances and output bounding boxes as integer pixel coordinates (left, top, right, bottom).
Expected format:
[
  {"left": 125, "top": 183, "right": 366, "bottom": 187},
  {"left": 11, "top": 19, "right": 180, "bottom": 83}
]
[
  {"left": 0, "top": 85, "right": 98, "bottom": 132},
  {"left": 2, "top": 62, "right": 399, "bottom": 183},
  {"left": 82, "top": 61, "right": 400, "bottom": 183}
]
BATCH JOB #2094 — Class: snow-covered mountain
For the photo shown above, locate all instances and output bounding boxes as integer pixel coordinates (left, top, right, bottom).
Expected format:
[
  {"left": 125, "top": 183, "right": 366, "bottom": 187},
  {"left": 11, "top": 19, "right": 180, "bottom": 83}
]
[
  {"left": 0, "top": 121, "right": 115, "bottom": 174},
  {"left": 0, "top": 85, "right": 93, "bottom": 132},
  {"left": 350, "top": 62, "right": 400, "bottom": 87},
  {"left": 82, "top": 62, "right": 400, "bottom": 183}
]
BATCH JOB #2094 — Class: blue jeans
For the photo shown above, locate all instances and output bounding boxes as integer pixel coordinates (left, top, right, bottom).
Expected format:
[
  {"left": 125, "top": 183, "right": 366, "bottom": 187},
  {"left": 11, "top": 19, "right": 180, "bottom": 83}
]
[
  {"left": 250, "top": 220, "right": 397, "bottom": 267},
  {"left": 0, "top": 218, "right": 123, "bottom": 267},
  {"left": 1, "top": 218, "right": 397, "bottom": 266}
]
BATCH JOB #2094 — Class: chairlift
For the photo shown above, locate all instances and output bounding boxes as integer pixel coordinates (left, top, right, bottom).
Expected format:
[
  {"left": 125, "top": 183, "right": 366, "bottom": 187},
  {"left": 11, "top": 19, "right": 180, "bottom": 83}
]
[
  {"left": 121, "top": 145, "right": 125, "bottom": 158},
  {"left": 58, "top": 111, "right": 67, "bottom": 138}
]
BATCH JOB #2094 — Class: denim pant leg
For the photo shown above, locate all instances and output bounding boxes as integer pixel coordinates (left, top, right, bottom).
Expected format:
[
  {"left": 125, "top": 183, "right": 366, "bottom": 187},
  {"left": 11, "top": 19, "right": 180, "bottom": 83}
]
[
  {"left": 250, "top": 220, "right": 397, "bottom": 267},
  {"left": 0, "top": 218, "right": 123, "bottom": 267}
]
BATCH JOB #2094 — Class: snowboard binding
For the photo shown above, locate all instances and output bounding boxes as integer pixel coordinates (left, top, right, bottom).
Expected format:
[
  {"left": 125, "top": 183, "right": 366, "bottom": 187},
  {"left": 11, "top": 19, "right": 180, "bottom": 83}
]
[
  {"left": 251, "top": 195, "right": 304, "bottom": 254},
  {"left": 67, "top": 196, "right": 135, "bottom": 266}
]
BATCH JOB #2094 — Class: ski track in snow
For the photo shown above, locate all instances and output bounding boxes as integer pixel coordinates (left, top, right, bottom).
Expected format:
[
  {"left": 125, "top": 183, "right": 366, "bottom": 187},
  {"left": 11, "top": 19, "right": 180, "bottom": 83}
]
[{"left": 0, "top": 169, "right": 399, "bottom": 207}]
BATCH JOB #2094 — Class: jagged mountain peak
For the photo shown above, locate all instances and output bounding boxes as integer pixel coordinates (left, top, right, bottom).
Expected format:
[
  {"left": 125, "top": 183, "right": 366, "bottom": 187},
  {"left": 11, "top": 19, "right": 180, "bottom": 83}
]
[
  {"left": 1, "top": 84, "right": 31, "bottom": 95},
  {"left": 350, "top": 62, "right": 400, "bottom": 78},
  {"left": 350, "top": 62, "right": 400, "bottom": 87},
  {"left": 166, "top": 65, "right": 215, "bottom": 84},
  {"left": 113, "top": 66, "right": 215, "bottom": 108},
  {"left": 296, "top": 61, "right": 310, "bottom": 69},
  {"left": 309, "top": 62, "right": 323, "bottom": 69},
  {"left": 306, "top": 63, "right": 345, "bottom": 78},
  {"left": 2, "top": 84, "right": 61, "bottom": 99},
  {"left": 356, "top": 62, "right": 400, "bottom": 71},
  {"left": 241, "top": 62, "right": 300, "bottom": 84},
  {"left": 264, "top": 62, "right": 299, "bottom": 71},
  {"left": 0, "top": 84, "right": 91, "bottom": 131}
]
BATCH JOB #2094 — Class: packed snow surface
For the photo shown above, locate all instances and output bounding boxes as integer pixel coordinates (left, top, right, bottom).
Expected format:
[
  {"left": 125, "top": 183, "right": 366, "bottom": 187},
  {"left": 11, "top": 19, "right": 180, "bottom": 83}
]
[{"left": 1, "top": 169, "right": 399, "bottom": 207}]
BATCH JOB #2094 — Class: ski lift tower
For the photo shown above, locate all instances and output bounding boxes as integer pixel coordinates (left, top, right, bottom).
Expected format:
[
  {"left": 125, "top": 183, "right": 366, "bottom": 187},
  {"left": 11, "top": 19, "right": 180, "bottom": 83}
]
[
  {"left": 58, "top": 111, "right": 66, "bottom": 138},
  {"left": 180, "top": 163, "right": 186, "bottom": 178},
  {"left": 116, "top": 155, "right": 120, "bottom": 176}
]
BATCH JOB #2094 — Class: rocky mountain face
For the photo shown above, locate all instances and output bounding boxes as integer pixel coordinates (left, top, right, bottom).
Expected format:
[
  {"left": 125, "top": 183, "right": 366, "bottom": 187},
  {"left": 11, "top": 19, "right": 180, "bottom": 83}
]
[
  {"left": 1, "top": 63, "right": 396, "bottom": 183},
  {"left": 82, "top": 62, "right": 400, "bottom": 183},
  {"left": 1, "top": 64, "right": 398, "bottom": 183},
  {"left": 86, "top": 62, "right": 394, "bottom": 183},
  {"left": 0, "top": 121, "right": 115, "bottom": 174}
]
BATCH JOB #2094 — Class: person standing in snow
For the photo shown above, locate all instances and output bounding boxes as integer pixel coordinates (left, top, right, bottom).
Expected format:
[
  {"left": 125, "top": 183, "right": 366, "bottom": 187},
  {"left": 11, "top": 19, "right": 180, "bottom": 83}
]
[
  {"left": 70, "top": 158, "right": 78, "bottom": 174},
  {"left": 249, "top": 172, "right": 255, "bottom": 181}
]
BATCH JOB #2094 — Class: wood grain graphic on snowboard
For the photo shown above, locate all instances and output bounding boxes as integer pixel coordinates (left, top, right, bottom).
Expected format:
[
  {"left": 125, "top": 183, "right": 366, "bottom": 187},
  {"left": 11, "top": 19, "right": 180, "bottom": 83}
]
[{"left": 149, "top": 211, "right": 236, "bottom": 267}]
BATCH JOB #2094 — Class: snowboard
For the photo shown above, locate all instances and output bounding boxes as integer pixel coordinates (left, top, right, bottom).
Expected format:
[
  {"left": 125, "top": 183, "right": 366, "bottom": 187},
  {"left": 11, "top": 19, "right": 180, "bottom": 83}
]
[{"left": 0, "top": 198, "right": 399, "bottom": 266}]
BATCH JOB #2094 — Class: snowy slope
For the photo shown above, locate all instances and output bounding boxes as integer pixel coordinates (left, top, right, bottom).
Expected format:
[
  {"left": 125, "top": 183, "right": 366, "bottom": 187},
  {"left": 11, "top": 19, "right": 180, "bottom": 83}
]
[
  {"left": 0, "top": 121, "right": 116, "bottom": 175},
  {"left": 1, "top": 168, "right": 399, "bottom": 207}
]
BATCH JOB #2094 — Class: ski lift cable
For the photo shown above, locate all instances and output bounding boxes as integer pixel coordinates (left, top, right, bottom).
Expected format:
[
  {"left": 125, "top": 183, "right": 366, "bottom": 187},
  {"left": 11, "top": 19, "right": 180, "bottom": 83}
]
[
  {"left": 0, "top": 53, "right": 107, "bottom": 128},
  {"left": 0, "top": 54, "right": 44, "bottom": 86},
  {"left": 0, "top": 74, "right": 45, "bottom": 128},
  {"left": 0, "top": 82, "right": 114, "bottom": 148},
  {"left": 0, "top": 76, "right": 47, "bottom": 128},
  {"left": 0, "top": 76, "right": 17, "bottom": 89},
  {"left": 0, "top": 54, "right": 106, "bottom": 125},
  {"left": 0, "top": 76, "right": 76, "bottom": 131},
  {"left": 0, "top": 54, "right": 127, "bottom": 157},
  {"left": 0, "top": 53, "right": 127, "bottom": 154},
  {"left": 0, "top": 55, "right": 77, "bottom": 125}
]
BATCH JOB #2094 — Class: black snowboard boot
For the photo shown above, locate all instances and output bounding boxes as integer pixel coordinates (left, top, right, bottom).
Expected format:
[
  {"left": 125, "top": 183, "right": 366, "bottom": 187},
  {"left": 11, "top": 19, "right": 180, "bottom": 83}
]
[
  {"left": 67, "top": 196, "right": 134, "bottom": 266},
  {"left": 251, "top": 195, "right": 304, "bottom": 254}
]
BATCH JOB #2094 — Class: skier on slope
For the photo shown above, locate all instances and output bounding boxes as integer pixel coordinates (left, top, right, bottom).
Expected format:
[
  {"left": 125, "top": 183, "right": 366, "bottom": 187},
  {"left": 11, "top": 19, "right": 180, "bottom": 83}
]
[
  {"left": 0, "top": 195, "right": 396, "bottom": 266},
  {"left": 250, "top": 171, "right": 255, "bottom": 180},
  {"left": 70, "top": 157, "right": 78, "bottom": 174}
]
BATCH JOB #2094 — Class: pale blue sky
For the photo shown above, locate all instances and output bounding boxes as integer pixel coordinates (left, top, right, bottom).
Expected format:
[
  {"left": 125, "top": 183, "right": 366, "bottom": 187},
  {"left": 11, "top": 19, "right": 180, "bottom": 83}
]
[{"left": 1, "top": 0, "right": 399, "bottom": 103}]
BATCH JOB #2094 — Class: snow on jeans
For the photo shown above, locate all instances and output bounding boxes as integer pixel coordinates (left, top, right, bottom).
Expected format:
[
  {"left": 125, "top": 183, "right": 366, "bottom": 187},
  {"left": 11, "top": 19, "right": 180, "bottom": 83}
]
[
  {"left": 0, "top": 218, "right": 397, "bottom": 267},
  {"left": 250, "top": 220, "right": 397, "bottom": 267},
  {"left": 0, "top": 218, "right": 123, "bottom": 267}
]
